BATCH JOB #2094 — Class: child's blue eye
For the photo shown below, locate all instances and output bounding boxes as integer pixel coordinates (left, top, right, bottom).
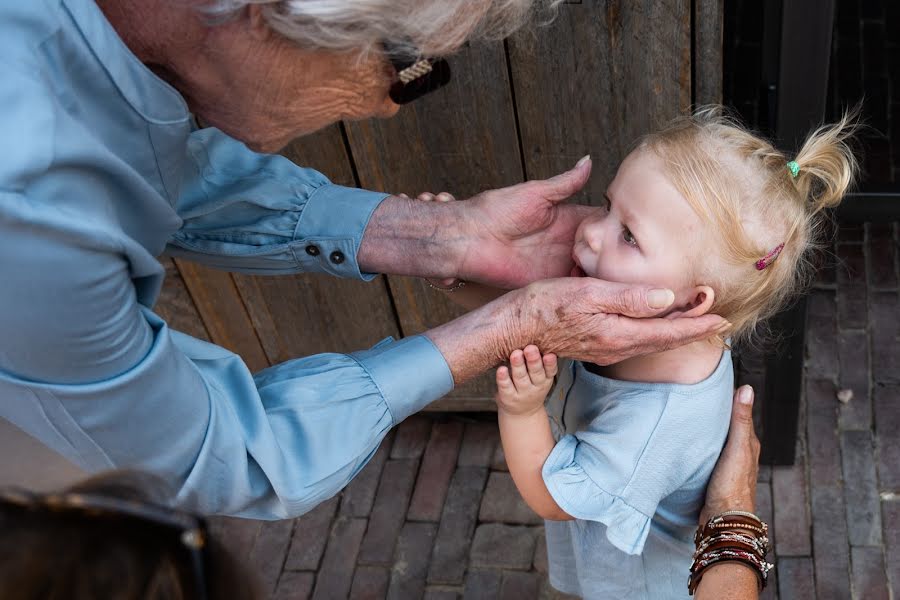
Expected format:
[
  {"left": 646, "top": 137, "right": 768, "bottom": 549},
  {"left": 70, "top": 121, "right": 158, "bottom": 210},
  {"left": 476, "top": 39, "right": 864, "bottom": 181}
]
[{"left": 622, "top": 227, "right": 637, "bottom": 247}]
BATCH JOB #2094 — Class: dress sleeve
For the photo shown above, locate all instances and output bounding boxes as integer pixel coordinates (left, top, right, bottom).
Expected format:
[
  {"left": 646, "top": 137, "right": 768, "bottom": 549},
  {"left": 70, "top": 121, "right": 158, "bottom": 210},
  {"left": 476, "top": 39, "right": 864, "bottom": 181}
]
[
  {"left": 0, "top": 191, "right": 453, "bottom": 518},
  {"left": 166, "top": 127, "right": 387, "bottom": 280},
  {"left": 541, "top": 392, "right": 673, "bottom": 556}
]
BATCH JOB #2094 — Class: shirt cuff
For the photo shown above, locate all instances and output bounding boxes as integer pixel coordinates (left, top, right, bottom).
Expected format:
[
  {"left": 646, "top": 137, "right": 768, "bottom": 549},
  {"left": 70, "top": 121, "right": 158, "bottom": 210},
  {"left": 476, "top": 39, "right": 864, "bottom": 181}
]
[
  {"left": 351, "top": 335, "right": 454, "bottom": 424},
  {"left": 292, "top": 184, "right": 388, "bottom": 281}
]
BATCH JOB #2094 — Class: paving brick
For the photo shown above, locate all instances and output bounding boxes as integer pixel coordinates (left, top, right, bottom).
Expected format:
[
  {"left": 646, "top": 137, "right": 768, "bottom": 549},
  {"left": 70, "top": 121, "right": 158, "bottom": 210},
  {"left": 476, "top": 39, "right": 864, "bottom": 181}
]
[
  {"left": 875, "top": 384, "right": 900, "bottom": 491},
  {"left": 870, "top": 291, "right": 900, "bottom": 384},
  {"left": 408, "top": 421, "right": 464, "bottom": 521},
  {"left": 838, "top": 329, "right": 872, "bottom": 430},
  {"left": 532, "top": 527, "right": 548, "bottom": 574},
  {"left": 882, "top": 500, "right": 900, "bottom": 595},
  {"left": 479, "top": 471, "right": 543, "bottom": 525},
  {"left": 249, "top": 518, "right": 295, "bottom": 595},
  {"left": 805, "top": 290, "right": 839, "bottom": 379},
  {"left": 811, "top": 485, "right": 851, "bottom": 600},
  {"left": 463, "top": 569, "right": 502, "bottom": 600},
  {"left": 837, "top": 242, "right": 868, "bottom": 328},
  {"left": 207, "top": 516, "right": 260, "bottom": 563},
  {"left": 777, "top": 557, "right": 816, "bottom": 600},
  {"left": 470, "top": 524, "right": 536, "bottom": 570},
  {"left": 458, "top": 421, "right": 500, "bottom": 467},
  {"left": 491, "top": 442, "right": 509, "bottom": 471},
  {"left": 867, "top": 223, "right": 897, "bottom": 288},
  {"left": 274, "top": 571, "right": 315, "bottom": 600},
  {"left": 341, "top": 431, "right": 394, "bottom": 517},
  {"left": 772, "top": 452, "right": 811, "bottom": 556},
  {"left": 391, "top": 415, "right": 433, "bottom": 459},
  {"left": 850, "top": 546, "right": 890, "bottom": 600},
  {"left": 359, "top": 459, "right": 419, "bottom": 565},
  {"left": 841, "top": 430, "right": 883, "bottom": 546},
  {"left": 311, "top": 517, "right": 367, "bottom": 600},
  {"left": 755, "top": 480, "right": 776, "bottom": 554},
  {"left": 424, "top": 588, "right": 460, "bottom": 600},
  {"left": 500, "top": 571, "right": 541, "bottom": 600},
  {"left": 806, "top": 379, "right": 842, "bottom": 486},
  {"left": 349, "top": 566, "right": 390, "bottom": 600},
  {"left": 538, "top": 579, "right": 582, "bottom": 600},
  {"left": 387, "top": 522, "right": 437, "bottom": 600},
  {"left": 285, "top": 496, "right": 338, "bottom": 571},
  {"left": 429, "top": 467, "right": 489, "bottom": 585}
]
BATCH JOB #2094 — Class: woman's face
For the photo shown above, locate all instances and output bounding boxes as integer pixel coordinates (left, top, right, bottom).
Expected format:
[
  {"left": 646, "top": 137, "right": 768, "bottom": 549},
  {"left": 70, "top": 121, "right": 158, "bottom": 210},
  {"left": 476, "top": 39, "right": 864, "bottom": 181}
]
[
  {"left": 186, "top": 10, "right": 402, "bottom": 152},
  {"left": 572, "top": 149, "right": 712, "bottom": 308}
]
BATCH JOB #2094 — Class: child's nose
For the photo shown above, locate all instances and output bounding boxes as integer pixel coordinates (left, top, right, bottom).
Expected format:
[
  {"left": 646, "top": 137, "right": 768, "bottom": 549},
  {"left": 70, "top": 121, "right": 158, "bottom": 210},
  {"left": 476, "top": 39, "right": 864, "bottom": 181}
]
[{"left": 583, "top": 225, "right": 603, "bottom": 253}]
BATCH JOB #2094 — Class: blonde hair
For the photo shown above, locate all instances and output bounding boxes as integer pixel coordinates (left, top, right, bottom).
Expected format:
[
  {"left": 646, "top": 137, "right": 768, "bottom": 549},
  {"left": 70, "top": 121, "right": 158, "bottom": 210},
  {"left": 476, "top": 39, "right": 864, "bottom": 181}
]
[
  {"left": 639, "top": 106, "right": 859, "bottom": 345},
  {"left": 200, "top": 0, "right": 561, "bottom": 57}
]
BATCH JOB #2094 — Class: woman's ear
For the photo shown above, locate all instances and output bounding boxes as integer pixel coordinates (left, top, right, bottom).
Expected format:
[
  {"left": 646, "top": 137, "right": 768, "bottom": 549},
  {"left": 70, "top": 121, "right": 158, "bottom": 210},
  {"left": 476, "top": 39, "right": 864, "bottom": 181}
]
[
  {"left": 681, "top": 285, "right": 716, "bottom": 318},
  {"left": 247, "top": 5, "right": 273, "bottom": 41}
]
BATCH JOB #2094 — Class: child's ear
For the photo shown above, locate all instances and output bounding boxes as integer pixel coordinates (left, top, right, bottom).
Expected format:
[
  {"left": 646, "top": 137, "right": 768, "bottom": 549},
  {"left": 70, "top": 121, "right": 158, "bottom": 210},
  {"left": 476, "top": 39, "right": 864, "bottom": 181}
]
[{"left": 680, "top": 285, "right": 716, "bottom": 318}]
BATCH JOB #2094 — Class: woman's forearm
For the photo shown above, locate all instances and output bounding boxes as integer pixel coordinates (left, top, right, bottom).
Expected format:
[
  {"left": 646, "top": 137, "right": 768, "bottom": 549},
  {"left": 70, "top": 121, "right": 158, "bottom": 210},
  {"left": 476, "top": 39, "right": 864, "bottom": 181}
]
[
  {"left": 499, "top": 408, "right": 571, "bottom": 521},
  {"left": 695, "top": 562, "right": 760, "bottom": 600},
  {"left": 357, "top": 195, "right": 466, "bottom": 279}
]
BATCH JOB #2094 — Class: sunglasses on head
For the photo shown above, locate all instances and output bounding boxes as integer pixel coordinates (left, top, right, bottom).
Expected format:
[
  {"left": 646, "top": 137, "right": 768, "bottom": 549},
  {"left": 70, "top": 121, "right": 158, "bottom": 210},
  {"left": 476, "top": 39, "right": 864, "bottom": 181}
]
[
  {"left": 1, "top": 487, "right": 210, "bottom": 600},
  {"left": 382, "top": 41, "right": 451, "bottom": 105}
]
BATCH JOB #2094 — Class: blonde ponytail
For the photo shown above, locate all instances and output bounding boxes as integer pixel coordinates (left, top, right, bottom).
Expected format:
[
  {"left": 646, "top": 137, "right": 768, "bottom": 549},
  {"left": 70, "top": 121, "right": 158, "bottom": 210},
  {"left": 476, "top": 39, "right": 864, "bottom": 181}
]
[{"left": 790, "top": 108, "right": 860, "bottom": 215}]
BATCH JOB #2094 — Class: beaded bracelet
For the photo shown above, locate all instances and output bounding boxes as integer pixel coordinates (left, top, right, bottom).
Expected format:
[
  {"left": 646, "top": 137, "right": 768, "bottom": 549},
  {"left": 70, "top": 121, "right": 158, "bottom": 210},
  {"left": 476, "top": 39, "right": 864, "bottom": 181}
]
[
  {"left": 688, "top": 511, "right": 774, "bottom": 596},
  {"left": 426, "top": 279, "right": 467, "bottom": 292}
]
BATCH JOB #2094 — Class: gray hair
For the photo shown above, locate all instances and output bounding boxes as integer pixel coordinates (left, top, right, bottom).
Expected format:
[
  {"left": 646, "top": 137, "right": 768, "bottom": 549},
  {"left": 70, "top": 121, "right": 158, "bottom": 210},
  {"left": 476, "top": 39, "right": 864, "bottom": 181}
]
[{"left": 200, "top": 0, "right": 558, "bottom": 57}]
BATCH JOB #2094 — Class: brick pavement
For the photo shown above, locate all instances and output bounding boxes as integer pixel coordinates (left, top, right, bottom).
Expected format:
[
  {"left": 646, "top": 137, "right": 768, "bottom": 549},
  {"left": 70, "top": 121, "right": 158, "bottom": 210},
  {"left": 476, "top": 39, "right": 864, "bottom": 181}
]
[{"left": 210, "top": 223, "right": 899, "bottom": 600}]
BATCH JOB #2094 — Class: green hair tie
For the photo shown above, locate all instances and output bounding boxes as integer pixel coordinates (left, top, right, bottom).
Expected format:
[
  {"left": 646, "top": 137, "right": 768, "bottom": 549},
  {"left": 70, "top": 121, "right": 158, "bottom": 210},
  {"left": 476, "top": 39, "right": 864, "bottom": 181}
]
[{"left": 787, "top": 161, "right": 800, "bottom": 178}]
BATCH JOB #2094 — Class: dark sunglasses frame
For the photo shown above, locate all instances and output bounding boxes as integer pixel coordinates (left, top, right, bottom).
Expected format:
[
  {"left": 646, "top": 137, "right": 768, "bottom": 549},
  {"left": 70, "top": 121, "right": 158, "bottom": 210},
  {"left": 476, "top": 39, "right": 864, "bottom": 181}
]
[
  {"left": 383, "top": 41, "right": 451, "bottom": 105},
  {"left": 1, "top": 487, "right": 210, "bottom": 600}
]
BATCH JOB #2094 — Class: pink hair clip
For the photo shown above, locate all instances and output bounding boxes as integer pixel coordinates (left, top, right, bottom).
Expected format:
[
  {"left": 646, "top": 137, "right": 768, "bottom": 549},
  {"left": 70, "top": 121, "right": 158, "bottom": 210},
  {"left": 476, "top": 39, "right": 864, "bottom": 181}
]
[{"left": 755, "top": 243, "right": 785, "bottom": 270}]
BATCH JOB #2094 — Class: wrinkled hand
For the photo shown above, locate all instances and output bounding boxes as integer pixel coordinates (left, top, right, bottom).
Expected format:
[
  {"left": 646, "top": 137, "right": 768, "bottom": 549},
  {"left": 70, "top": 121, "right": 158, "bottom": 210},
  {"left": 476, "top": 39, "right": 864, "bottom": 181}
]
[
  {"left": 506, "top": 277, "right": 728, "bottom": 365},
  {"left": 458, "top": 157, "right": 596, "bottom": 288},
  {"left": 699, "top": 386, "right": 761, "bottom": 525}
]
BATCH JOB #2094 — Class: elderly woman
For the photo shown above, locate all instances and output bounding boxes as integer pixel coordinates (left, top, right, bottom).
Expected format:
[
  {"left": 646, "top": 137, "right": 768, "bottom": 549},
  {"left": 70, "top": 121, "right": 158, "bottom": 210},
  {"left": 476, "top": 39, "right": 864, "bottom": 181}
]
[{"left": 0, "top": 0, "right": 724, "bottom": 518}]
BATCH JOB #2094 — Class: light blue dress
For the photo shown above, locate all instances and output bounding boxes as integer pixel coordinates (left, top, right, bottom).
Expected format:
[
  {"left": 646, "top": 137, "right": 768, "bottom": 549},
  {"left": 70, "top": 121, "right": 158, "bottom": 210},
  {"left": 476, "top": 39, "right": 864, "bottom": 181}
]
[
  {"left": 0, "top": 0, "right": 453, "bottom": 517},
  {"left": 542, "top": 353, "right": 734, "bottom": 599}
]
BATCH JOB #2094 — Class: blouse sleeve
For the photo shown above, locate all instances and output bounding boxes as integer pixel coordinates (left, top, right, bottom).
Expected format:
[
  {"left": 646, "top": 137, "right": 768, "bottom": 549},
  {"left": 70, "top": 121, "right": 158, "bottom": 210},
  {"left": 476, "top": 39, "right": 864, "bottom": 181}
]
[
  {"left": 541, "top": 392, "right": 674, "bottom": 556},
  {"left": 166, "top": 127, "right": 388, "bottom": 280}
]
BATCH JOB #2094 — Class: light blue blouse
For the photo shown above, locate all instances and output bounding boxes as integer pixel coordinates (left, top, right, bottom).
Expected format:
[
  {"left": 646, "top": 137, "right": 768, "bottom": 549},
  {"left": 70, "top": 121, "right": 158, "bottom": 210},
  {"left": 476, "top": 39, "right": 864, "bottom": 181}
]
[
  {"left": 0, "top": 0, "right": 453, "bottom": 517},
  {"left": 542, "top": 354, "right": 733, "bottom": 599}
]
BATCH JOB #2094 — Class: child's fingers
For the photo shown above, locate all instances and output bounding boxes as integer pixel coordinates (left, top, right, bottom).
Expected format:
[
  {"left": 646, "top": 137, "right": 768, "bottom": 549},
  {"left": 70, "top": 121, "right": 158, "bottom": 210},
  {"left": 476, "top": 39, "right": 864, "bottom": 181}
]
[
  {"left": 397, "top": 193, "right": 411, "bottom": 200},
  {"left": 435, "top": 192, "right": 456, "bottom": 202},
  {"left": 496, "top": 366, "right": 515, "bottom": 394},
  {"left": 417, "top": 192, "right": 436, "bottom": 202},
  {"left": 543, "top": 353, "right": 559, "bottom": 378},
  {"left": 509, "top": 349, "right": 531, "bottom": 389},
  {"left": 523, "top": 344, "right": 547, "bottom": 384}
]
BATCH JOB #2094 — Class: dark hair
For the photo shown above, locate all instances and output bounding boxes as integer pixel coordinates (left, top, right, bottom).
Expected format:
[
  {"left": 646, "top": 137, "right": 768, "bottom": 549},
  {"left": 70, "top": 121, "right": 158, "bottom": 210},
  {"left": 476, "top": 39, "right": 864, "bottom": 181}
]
[{"left": 0, "top": 471, "right": 260, "bottom": 600}]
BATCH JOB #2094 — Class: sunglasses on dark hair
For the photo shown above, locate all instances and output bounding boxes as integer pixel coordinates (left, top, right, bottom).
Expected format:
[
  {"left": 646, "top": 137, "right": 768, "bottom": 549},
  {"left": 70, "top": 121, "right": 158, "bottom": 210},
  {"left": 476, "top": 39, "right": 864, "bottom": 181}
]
[
  {"left": 1, "top": 488, "right": 210, "bottom": 600},
  {"left": 383, "top": 41, "right": 451, "bottom": 105}
]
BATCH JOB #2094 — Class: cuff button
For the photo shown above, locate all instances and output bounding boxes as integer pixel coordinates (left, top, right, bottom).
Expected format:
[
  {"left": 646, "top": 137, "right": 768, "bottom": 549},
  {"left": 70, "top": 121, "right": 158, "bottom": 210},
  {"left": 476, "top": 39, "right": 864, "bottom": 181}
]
[
  {"left": 305, "top": 244, "right": 320, "bottom": 256},
  {"left": 329, "top": 250, "right": 345, "bottom": 264}
]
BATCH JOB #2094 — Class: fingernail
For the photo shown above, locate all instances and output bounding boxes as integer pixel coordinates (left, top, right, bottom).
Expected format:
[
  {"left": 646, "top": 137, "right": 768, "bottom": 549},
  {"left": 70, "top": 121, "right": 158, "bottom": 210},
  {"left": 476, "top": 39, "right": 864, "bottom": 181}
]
[
  {"left": 738, "top": 385, "right": 754, "bottom": 405},
  {"left": 647, "top": 288, "right": 675, "bottom": 309},
  {"left": 576, "top": 154, "right": 591, "bottom": 167}
]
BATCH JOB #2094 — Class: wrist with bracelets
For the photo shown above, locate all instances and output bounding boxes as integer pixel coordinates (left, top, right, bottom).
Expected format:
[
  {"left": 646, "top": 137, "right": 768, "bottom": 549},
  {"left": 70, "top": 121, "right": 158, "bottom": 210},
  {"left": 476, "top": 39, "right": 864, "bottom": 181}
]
[{"left": 688, "top": 510, "right": 773, "bottom": 595}]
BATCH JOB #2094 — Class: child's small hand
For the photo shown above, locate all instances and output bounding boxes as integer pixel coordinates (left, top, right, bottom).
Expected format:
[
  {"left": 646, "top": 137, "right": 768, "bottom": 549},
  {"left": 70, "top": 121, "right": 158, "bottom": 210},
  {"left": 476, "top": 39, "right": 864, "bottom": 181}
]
[{"left": 496, "top": 345, "right": 558, "bottom": 417}]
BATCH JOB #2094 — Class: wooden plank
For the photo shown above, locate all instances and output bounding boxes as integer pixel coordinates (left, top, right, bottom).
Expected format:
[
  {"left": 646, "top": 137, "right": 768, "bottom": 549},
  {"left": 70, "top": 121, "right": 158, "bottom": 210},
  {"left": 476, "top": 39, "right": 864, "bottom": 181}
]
[
  {"left": 154, "top": 257, "right": 211, "bottom": 342},
  {"left": 231, "top": 123, "right": 404, "bottom": 361},
  {"left": 175, "top": 259, "right": 271, "bottom": 373},
  {"left": 507, "top": 0, "right": 693, "bottom": 206},
  {"left": 694, "top": 0, "right": 725, "bottom": 105},
  {"left": 345, "top": 41, "right": 524, "bottom": 404}
]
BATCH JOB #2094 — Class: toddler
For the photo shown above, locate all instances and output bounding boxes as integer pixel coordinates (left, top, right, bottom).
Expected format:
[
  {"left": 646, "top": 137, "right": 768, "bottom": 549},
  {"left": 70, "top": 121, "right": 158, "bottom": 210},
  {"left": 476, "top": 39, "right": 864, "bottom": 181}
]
[{"left": 431, "top": 107, "right": 857, "bottom": 599}]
